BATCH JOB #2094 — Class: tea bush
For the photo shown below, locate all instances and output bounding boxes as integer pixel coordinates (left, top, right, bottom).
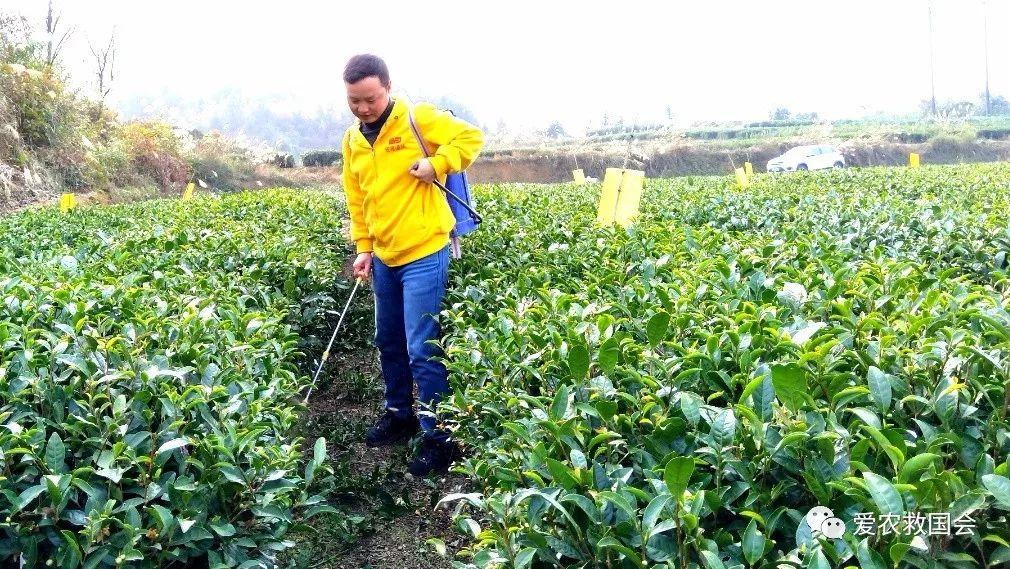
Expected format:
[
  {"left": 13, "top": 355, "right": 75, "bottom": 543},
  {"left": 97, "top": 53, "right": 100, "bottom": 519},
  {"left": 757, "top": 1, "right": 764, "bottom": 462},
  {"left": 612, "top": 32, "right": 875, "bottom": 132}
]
[
  {"left": 438, "top": 165, "right": 1010, "bottom": 568},
  {"left": 0, "top": 188, "right": 347, "bottom": 567}
]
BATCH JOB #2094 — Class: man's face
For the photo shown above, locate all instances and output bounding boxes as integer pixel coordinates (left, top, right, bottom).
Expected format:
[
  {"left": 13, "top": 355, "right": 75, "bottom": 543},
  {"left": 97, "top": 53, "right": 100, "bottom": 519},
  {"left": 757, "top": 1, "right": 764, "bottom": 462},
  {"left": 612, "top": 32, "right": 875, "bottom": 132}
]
[{"left": 346, "top": 76, "right": 391, "bottom": 123}]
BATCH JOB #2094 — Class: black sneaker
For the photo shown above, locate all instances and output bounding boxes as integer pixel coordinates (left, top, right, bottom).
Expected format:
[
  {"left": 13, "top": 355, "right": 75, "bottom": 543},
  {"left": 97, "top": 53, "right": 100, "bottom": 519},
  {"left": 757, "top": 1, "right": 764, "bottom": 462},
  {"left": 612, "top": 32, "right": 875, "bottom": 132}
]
[
  {"left": 365, "top": 411, "right": 419, "bottom": 447},
  {"left": 407, "top": 434, "right": 461, "bottom": 477}
]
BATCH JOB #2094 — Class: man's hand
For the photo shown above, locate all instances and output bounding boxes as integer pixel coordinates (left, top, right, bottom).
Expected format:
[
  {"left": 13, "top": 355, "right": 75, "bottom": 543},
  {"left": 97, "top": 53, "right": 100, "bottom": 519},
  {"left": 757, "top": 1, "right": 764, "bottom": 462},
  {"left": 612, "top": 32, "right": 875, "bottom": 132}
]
[
  {"left": 409, "top": 158, "right": 436, "bottom": 183},
  {"left": 353, "top": 252, "right": 372, "bottom": 280}
]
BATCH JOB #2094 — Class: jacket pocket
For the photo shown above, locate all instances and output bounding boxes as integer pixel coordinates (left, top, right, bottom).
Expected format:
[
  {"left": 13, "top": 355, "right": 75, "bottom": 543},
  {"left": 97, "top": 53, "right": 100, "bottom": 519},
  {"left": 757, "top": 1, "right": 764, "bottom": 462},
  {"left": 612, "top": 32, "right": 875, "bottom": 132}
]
[
  {"left": 437, "top": 196, "right": 455, "bottom": 234},
  {"left": 385, "top": 187, "right": 433, "bottom": 253},
  {"left": 387, "top": 214, "right": 430, "bottom": 253}
]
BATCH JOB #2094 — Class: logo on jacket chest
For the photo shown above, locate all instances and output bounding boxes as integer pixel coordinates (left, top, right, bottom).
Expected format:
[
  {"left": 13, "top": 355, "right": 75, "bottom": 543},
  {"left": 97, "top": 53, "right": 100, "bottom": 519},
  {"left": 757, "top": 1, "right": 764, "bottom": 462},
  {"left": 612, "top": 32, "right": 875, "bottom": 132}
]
[{"left": 385, "top": 136, "right": 405, "bottom": 153}]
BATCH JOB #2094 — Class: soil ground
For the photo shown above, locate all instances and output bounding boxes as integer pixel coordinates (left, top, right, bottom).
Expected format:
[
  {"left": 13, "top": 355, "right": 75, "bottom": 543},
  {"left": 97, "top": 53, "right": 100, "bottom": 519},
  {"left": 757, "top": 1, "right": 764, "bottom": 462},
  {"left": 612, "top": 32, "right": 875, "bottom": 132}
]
[{"left": 283, "top": 261, "right": 470, "bottom": 569}]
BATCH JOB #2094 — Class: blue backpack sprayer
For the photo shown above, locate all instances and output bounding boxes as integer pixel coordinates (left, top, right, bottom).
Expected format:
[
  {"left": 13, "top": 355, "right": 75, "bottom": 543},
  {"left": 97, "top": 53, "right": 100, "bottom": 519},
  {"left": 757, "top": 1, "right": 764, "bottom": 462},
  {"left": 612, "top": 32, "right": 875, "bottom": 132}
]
[{"left": 407, "top": 104, "right": 482, "bottom": 258}]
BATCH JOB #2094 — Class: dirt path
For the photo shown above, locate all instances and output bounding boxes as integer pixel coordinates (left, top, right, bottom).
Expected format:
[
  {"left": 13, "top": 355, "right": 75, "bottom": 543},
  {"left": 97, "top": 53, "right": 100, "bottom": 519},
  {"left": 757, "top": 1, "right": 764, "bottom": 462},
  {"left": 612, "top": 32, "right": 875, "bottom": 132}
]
[{"left": 286, "top": 276, "right": 470, "bottom": 569}]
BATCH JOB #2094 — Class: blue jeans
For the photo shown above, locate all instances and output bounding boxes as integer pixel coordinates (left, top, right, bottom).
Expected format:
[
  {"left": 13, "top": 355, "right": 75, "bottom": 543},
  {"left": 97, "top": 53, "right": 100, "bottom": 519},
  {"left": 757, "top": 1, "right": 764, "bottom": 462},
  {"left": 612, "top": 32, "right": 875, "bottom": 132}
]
[{"left": 372, "top": 245, "right": 450, "bottom": 436}]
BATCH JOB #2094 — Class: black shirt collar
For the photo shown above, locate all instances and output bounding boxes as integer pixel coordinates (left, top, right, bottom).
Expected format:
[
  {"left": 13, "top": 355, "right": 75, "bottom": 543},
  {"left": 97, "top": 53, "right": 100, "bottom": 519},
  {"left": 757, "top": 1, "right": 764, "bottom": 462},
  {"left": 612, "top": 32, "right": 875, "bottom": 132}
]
[{"left": 360, "top": 97, "right": 395, "bottom": 132}]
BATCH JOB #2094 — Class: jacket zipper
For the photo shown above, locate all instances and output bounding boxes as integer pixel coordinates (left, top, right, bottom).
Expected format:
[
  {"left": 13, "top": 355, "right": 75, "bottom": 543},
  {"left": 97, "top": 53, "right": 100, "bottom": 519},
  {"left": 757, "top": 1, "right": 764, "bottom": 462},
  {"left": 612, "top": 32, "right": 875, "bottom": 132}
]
[
  {"left": 355, "top": 100, "right": 430, "bottom": 232},
  {"left": 360, "top": 99, "right": 397, "bottom": 177}
]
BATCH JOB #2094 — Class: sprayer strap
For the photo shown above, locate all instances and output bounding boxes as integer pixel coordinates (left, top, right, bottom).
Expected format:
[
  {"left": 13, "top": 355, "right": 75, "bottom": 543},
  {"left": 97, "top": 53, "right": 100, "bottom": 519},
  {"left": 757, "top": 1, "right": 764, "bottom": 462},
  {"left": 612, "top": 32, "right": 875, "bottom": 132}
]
[
  {"left": 406, "top": 104, "right": 481, "bottom": 223},
  {"left": 407, "top": 107, "right": 432, "bottom": 159}
]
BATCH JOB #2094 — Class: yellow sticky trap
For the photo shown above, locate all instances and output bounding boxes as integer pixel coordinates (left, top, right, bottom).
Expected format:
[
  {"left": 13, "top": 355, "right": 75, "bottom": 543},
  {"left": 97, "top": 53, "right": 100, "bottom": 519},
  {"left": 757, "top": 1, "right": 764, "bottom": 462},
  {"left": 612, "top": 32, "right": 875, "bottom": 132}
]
[
  {"left": 614, "top": 170, "right": 645, "bottom": 227},
  {"left": 596, "top": 167, "right": 623, "bottom": 225},
  {"left": 572, "top": 169, "right": 586, "bottom": 185},
  {"left": 735, "top": 167, "right": 749, "bottom": 189},
  {"left": 59, "top": 193, "right": 75, "bottom": 213},
  {"left": 744, "top": 162, "right": 753, "bottom": 176},
  {"left": 909, "top": 153, "right": 920, "bottom": 168},
  {"left": 182, "top": 182, "right": 195, "bottom": 201}
]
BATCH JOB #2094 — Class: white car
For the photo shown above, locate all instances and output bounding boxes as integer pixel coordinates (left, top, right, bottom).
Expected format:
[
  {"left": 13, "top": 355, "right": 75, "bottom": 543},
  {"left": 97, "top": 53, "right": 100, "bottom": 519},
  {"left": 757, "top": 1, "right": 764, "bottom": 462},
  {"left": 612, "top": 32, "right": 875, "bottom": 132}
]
[{"left": 766, "top": 145, "right": 845, "bottom": 172}]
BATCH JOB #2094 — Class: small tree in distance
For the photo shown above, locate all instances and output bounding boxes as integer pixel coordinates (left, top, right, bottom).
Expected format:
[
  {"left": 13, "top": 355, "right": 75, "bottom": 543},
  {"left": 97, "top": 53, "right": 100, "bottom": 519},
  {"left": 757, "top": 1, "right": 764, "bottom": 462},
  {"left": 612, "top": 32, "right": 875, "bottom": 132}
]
[{"left": 769, "top": 107, "right": 791, "bottom": 121}]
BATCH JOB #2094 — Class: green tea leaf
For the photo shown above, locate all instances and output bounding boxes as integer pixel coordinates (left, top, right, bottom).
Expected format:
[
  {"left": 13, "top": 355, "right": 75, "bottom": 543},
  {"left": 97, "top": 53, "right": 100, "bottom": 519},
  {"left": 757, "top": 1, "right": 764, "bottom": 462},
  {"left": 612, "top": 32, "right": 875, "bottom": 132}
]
[
  {"left": 156, "top": 438, "right": 189, "bottom": 455},
  {"left": 596, "top": 400, "right": 617, "bottom": 421},
  {"left": 646, "top": 312, "right": 671, "bottom": 347},
  {"left": 790, "top": 321, "right": 826, "bottom": 346},
  {"left": 890, "top": 543, "right": 910, "bottom": 565},
  {"left": 568, "top": 342, "right": 590, "bottom": 379},
  {"left": 546, "top": 458, "right": 578, "bottom": 490},
  {"left": 209, "top": 520, "right": 237, "bottom": 537},
  {"left": 711, "top": 408, "right": 736, "bottom": 446},
  {"left": 807, "top": 549, "right": 830, "bottom": 569},
  {"left": 598, "top": 537, "right": 645, "bottom": 568},
  {"left": 861, "top": 424, "right": 905, "bottom": 472},
  {"left": 867, "top": 366, "right": 892, "bottom": 412},
  {"left": 514, "top": 548, "right": 537, "bottom": 569},
  {"left": 771, "top": 364, "right": 806, "bottom": 411},
  {"left": 15, "top": 485, "right": 46, "bottom": 512},
  {"left": 550, "top": 384, "right": 571, "bottom": 420},
  {"left": 646, "top": 533, "right": 677, "bottom": 562},
  {"left": 546, "top": 535, "right": 583, "bottom": 561},
  {"left": 742, "top": 519, "right": 765, "bottom": 566},
  {"left": 45, "top": 432, "right": 67, "bottom": 474},
  {"left": 700, "top": 550, "right": 727, "bottom": 569},
  {"left": 863, "top": 471, "right": 904, "bottom": 515},
  {"left": 856, "top": 538, "right": 886, "bottom": 569},
  {"left": 459, "top": 518, "right": 481, "bottom": 538},
  {"left": 148, "top": 504, "right": 175, "bottom": 532},
  {"left": 304, "top": 504, "right": 338, "bottom": 519},
  {"left": 219, "top": 465, "right": 246, "bottom": 485},
  {"left": 982, "top": 474, "right": 1010, "bottom": 508},
  {"left": 664, "top": 456, "right": 695, "bottom": 499},
  {"left": 426, "top": 538, "right": 447, "bottom": 558},
  {"left": 598, "top": 337, "right": 620, "bottom": 373},
  {"left": 643, "top": 494, "right": 671, "bottom": 532},
  {"left": 899, "top": 453, "right": 940, "bottom": 484},
  {"left": 60, "top": 529, "right": 82, "bottom": 568},
  {"left": 313, "top": 437, "right": 326, "bottom": 469}
]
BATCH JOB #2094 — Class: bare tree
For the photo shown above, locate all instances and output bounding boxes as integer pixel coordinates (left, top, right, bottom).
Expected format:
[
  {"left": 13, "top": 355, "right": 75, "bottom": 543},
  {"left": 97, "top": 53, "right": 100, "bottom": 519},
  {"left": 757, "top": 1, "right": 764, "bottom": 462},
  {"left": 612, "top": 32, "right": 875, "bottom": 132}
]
[
  {"left": 545, "top": 121, "right": 568, "bottom": 139},
  {"left": 927, "top": 0, "right": 937, "bottom": 117},
  {"left": 44, "top": 0, "right": 74, "bottom": 68},
  {"left": 0, "top": 12, "right": 32, "bottom": 59},
  {"left": 88, "top": 29, "right": 116, "bottom": 116}
]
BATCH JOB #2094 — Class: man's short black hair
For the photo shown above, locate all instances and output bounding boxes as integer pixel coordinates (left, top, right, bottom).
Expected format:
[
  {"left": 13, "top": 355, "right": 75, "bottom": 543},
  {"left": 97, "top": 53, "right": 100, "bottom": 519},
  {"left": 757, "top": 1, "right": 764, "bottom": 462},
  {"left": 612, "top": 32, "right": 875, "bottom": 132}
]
[{"left": 343, "top": 54, "right": 390, "bottom": 87}]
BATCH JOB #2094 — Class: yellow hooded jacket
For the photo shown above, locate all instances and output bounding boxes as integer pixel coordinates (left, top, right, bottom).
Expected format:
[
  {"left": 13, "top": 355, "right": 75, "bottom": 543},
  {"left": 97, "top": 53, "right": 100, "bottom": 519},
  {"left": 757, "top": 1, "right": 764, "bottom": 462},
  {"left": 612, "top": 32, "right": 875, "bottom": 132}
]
[{"left": 342, "top": 97, "right": 484, "bottom": 267}]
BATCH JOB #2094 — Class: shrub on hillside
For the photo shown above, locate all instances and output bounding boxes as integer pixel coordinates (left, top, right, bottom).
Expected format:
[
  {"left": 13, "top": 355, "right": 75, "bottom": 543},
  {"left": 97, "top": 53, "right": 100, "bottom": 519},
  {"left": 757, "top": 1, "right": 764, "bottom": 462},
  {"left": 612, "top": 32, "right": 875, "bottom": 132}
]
[
  {"left": 1, "top": 58, "right": 91, "bottom": 192},
  {"left": 188, "top": 131, "right": 258, "bottom": 191},
  {"left": 301, "top": 149, "right": 341, "bottom": 168},
  {"left": 1, "top": 12, "right": 273, "bottom": 200},
  {"left": 84, "top": 132, "right": 132, "bottom": 190},
  {"left": 271, "top": 153, "right": 295, "bottom": 168},
  {"left": 119, "top": 121, "right": 190, "bottom": 192}
]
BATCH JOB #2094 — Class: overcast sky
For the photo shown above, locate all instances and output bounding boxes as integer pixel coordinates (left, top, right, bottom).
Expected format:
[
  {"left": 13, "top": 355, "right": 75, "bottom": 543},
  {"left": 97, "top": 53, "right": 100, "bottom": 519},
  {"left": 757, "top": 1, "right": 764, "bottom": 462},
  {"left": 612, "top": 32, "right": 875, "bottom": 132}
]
[{"left": 3, "top": 0, "right": 1006, "bottom": 131}]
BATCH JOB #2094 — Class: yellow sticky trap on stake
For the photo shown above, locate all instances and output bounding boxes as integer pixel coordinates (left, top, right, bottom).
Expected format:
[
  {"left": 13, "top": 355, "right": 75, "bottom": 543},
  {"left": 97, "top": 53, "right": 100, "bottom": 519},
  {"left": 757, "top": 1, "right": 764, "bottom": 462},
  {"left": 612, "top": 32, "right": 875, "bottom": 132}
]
[
  {"left": 59, "top": 193, "right": 75, "bottom": 213},
  {"left": 909, "top": 153, "right": 920, "bottom": 168},
  {"left": 744, "top": 162, "right": 754, "bottom": 176},
  {"left": 597, "top": 168, "right": 646, "bottom": 227},
  {"left": 182, "top": 182, "right": 195, "bottom": 201},
  {"left": 735, "top": 167, "right": 749, "bottom": 189},
  {"left": 596, "top": 167, "right": 623, "bottom": 225},
  {"left": 614, "top": 169, "right": 645, "bottom": 227},
  {"left": 572, "top": 169, "right": 586, "bottom": 185}
]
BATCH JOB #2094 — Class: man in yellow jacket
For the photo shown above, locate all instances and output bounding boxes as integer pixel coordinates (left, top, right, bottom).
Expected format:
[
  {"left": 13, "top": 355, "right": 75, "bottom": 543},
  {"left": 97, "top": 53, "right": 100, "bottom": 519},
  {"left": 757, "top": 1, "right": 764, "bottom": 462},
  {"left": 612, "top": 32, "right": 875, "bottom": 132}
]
[{"left": 341, "top": 54, "right": 483, "bottom": 476}]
